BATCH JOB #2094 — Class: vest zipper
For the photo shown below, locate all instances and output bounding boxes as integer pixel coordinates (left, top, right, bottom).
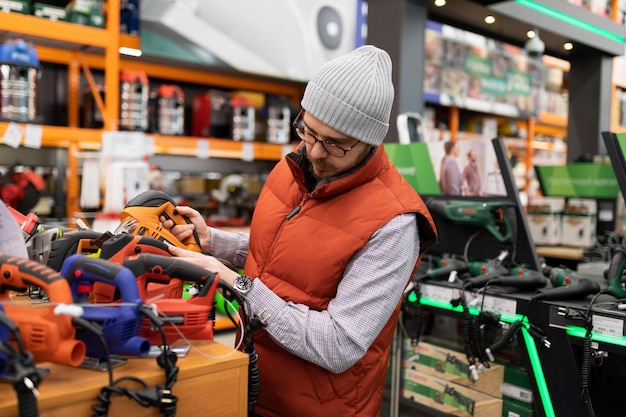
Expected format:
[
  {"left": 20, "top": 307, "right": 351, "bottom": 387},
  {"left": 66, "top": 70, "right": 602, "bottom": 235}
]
[
  {"left": 285, "top": 205, "right": 301, "bottom": 220},
  {"left": 285, "top": 195, "right": 310, "bottom": 220}
]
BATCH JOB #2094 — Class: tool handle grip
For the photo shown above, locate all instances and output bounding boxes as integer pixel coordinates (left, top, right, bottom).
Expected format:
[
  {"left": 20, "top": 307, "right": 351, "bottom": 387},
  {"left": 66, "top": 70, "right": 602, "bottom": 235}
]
[
  {"left": 466, "top": 272, "right": 547, "bottom": 290},
  {"left": 0, "top": 254, "right": 73, "bottom": 304},
  {"left": 123, "top": 253, "right": 218, "bottom": 288},
  {"left": 61, "top": 254, "right": 143, "bottom": 303},
  {"left": 534, "top": 278, "right": 601, "bottom": 301}
]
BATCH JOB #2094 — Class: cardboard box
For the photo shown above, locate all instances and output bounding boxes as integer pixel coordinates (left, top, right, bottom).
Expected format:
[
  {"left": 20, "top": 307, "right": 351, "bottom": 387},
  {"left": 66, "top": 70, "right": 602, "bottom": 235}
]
[
  {"left": 501, "top": 397, "right": 537, "bottom": 417},
  {"left": 0, "top": 0, "right": 29, "bottom": 13},
  {"left": 500, "top": 365, "right": 536, "bottom": 417},
  {"left": 403, "top": 368, "right": 502, "bottom": 417},
  {"left": 33, "top": 3, "right": 68, "bottom": 21},
  {"left": 526, "top": 197, "right": 564, "bottom": 245},
  {"left": 403, "top": 339, "right": 505, "bottom": 398},
  {"left": 560, "top": 198, "right": 597, "bottom": 248},
  {"left": 179, "top": 177, "right": 207, "bottom": 194}
]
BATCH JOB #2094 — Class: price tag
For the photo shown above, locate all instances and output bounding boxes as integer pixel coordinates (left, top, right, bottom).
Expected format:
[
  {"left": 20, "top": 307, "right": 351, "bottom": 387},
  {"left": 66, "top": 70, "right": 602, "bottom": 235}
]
[
  {"left": 241, "top": 142, "right": 254, "bottom": 161},
  {"left": 2, "top": 122, "right": 24, "bottom": 148},
  {"left": 197, "top": 139, "right": 209, "bottom": 159},
  {"left": 481, "top": 295, "right": 517, "bottom": 317},
  {"left": 592, "top": 315, "right": 623, "bottom": 338},
  {"left": 23, "top": 124, "right": 42, "bottom": 149},
  {"left": 421, "top": 283, "right": 460, "bottom": 304}
]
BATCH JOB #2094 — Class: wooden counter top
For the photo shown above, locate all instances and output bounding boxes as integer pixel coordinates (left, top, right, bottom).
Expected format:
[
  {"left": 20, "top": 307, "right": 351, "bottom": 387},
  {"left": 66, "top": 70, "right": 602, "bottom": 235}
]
[{"left": 0, "top": 340, "right": 249, "bottom": 417}]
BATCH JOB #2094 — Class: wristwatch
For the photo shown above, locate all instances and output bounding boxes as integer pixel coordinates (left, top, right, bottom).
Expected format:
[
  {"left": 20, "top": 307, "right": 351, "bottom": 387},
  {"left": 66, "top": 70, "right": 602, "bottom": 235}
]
[{"left": 233, "top": 275, "right": 254, "bottom": 294}]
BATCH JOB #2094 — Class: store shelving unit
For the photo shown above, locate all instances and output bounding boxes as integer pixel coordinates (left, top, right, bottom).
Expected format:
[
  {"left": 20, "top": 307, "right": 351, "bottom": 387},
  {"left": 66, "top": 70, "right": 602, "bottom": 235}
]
[{"left": 0, "top": 3, "right": 304, "bottom": 221}]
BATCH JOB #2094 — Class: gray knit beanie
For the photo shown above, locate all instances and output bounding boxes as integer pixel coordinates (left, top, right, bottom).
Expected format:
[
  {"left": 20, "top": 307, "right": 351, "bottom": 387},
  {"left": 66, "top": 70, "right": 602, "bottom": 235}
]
[{"left": 300, "top": 45, "right": 394, "bottom": 146}]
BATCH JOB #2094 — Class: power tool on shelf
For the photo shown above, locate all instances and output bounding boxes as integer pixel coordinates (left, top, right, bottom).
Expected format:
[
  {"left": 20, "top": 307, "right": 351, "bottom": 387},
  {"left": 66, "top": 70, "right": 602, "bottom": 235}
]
[
  {"left": 427, "top": 199, "right": 514, "bottom": 242},
  {"left": 464, "top": 264, "right": 548, "bottom": 291},
  {"left": 117, "top": 190, "right": 202, "bottom": 252},
  {"left": 121, "top": 253, "right": 221, "bottom": 345},
  {"left": 60, "top": 254, "right": 152, "bottom": 359},
  {"left": 413, "top": 256, "right": 469, "bottom": 282},
  {"left": 533, "top": 265, "right": 602, "bottom": 301},
  {"left": 0, "top": 253, "right": 87, "bottom": 367},
  {"left": 605, "top": 248, "right": 626, "bottom": 298}
]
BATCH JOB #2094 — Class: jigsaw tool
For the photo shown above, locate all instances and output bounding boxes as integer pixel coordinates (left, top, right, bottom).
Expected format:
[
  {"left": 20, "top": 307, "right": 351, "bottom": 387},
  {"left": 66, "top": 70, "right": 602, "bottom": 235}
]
[
  {"left": 118, "top": 190, "right": 202, "bottom": 252},
  {"left": 46, "top": 229, "right": 105, "bottom": 271},
  {"left": 60, "top": 254, "right": 152, "bottom": 358},
  {"left": 94, "top": 233, "right": 179, "bottom": 303},
  {"left": 122, "top": 253, "right": 221, "bottom": 345},
  {"left": 428, "top": 199, "right": 514, "bottom": 242},
  {"left": 0, "top": 253, "right": 86, "bottom": 366}
]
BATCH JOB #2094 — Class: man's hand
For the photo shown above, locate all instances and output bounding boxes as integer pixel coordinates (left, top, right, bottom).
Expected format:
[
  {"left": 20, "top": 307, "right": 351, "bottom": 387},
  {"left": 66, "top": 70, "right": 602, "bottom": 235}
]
[
  {"left": 159, "top": 205, "right": 212, "bottom": 253},
  {"left": 167, "top": 245, "right": 238, "bottom": 287}
]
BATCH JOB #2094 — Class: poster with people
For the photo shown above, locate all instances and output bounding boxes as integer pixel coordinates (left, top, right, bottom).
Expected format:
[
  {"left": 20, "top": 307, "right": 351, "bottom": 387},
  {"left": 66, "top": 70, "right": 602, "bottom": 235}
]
[{"left": 427, "top": 138, "right": 506, "bottom": 197}]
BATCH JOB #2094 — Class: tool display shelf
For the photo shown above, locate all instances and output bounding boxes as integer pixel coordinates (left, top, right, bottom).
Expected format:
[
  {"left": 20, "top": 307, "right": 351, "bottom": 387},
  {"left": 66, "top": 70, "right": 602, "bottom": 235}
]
[
  {"left": 0, "top": 6, "right": 304, "bottom": 221},
  {"left": 0, "top": 340, "right": 249, "bottom": 417},
  {"left": 390, "top": 279, "right": 626, "bottom": 417}
]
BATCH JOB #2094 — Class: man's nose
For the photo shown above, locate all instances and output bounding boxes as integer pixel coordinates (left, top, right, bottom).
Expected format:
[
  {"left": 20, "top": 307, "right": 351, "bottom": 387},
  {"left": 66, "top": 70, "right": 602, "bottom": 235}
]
[{"left": 309, "top": 140, "right": 330, "bottom": 158}]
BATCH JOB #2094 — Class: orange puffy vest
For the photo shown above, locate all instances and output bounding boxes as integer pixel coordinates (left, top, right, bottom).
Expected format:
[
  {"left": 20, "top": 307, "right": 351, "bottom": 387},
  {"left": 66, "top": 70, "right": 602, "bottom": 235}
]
[{"left": 245, "top": 146, "right": 437, "bottom": 417}]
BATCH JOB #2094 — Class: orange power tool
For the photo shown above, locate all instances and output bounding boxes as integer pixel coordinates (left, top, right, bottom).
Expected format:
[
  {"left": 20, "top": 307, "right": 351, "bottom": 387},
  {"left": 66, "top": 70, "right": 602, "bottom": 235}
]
[
  {"left": 118, "top": 190, "right": 202, "bottom": 253},
  {"left": 0, "top": 254, "right": 86, "bottom": 367},
  {"left": 121, "top": 253, "right": 221, "bottom": 345}
]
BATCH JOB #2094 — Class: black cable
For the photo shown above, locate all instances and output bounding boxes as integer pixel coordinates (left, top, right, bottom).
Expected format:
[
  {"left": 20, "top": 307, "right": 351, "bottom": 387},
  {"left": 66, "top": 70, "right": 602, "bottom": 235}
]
[
  {"left": 453, "top": 285, "right": 479, "bottom": 382},
  {"left": 218, "top": 280, "right": 263, "bottom": 415},
  {"left": 88, "top": 304, "right": 180, "bottom": 417},
  {"left": 0, "top": 312, "right": 47, "bottom": 417}
]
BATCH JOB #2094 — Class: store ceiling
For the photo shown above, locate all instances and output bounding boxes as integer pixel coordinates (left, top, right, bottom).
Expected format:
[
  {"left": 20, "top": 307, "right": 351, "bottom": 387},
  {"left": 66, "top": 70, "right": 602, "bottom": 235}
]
[{"left": 425, "top": 0, "right": 613, "bottom": 60}]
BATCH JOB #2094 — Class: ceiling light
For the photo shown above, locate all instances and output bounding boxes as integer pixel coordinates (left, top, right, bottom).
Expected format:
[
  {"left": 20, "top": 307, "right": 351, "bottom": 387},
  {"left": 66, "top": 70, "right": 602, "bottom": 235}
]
[
  {"left": 527, "top": 29, "right": 536, "bottom": 38},
  {"left": 484, "top": 15, "right": 496, "bottom": 24},
  {"left": 434, "top": 0, "right": 446, "bottom": 7},
  {"left": 564, "top": 42, "right": 573, "bottom": 51}
]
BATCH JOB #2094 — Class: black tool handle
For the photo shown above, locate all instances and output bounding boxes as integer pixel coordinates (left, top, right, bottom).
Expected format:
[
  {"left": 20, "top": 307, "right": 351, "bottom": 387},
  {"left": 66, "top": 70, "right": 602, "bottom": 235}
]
[{"left": 533, "top": 278, "right": 601, "bottom": 301}]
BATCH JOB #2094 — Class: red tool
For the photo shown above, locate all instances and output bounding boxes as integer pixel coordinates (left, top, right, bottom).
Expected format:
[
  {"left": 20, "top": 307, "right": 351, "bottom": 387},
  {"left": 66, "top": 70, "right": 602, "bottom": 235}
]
[
  {"left": 120, "top": 253, "right": 221, "bottom": 345},
  {"left": 0, "top": 254, "right": 86, "bottom": 366}
]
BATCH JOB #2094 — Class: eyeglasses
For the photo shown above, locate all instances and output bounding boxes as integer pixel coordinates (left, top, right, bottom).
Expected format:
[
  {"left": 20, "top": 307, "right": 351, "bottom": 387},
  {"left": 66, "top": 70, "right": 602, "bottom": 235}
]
[{"left": 292, "top": 110, "right": 360, "bottom": 158}]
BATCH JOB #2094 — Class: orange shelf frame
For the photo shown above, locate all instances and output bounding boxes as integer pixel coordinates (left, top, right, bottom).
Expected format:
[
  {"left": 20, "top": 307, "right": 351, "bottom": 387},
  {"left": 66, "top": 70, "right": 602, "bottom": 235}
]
[{"left": 0, "top": 4, "right": 304, "bottom": 222}]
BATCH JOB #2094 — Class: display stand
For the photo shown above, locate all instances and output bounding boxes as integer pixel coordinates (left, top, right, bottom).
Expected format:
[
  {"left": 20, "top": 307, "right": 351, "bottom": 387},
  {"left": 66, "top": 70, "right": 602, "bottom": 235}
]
[{"left": 0, "top": 340, "right": 249, "bottom": 417}]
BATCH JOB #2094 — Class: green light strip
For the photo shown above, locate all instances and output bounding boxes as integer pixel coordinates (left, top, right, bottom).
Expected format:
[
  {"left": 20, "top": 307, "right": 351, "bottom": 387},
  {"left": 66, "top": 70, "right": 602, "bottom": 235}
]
[
  {"left": 516, "top": 0, "right": 625, "bottom": 43},
  {"left": 520, "top": 327, "right": 556, "bottom": 417},
  {"left": 566, "top": 325, "right": 626, "bottom": 346},
  {"left": 419, "top": 296, "right": 556, "bottom": 417}
]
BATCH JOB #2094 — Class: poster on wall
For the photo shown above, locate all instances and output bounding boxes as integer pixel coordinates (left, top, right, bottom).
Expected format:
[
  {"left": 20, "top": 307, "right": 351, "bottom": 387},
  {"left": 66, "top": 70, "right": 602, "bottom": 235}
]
[
  {"left": 386, "top": 139, "right": 506, "bottom": 197},
  {"left": 424, "top": 21, "right": 545, "bottom": 119},
  {"left": 140, "top": 0, "right": 368, "bottom": 82}
]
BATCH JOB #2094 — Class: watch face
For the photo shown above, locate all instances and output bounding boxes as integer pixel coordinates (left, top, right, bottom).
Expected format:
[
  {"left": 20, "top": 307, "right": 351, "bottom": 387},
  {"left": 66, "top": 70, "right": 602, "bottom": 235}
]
[{"left": 235, "top": 275, "right": 253, "bottom": 292}]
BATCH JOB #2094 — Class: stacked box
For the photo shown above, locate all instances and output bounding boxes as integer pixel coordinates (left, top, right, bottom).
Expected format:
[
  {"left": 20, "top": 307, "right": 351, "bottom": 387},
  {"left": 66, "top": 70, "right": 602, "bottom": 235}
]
[
  {"left": 0, "top": 0, "right": 30, "bottom": 13},
  {"left": 33, "top": 3, "right": 68, "bottom": 21},
  {"left": 403, "top": 368, "right": 502, "bottom": 417},
  {"left": 403, "top": 339, "right": 505, "bottom": 398},
  {"left": 526, "top": 197, "right": 564, "bottom": 245},
  {"left": 560, "top": 198, "right": 597, "bottom": 248},
  {"left": 500, "top": 365, "right": 537, "bottom": 417}
]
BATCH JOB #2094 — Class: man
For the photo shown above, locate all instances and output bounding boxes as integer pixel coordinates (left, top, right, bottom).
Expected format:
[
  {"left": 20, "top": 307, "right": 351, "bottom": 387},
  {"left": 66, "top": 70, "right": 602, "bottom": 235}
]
[
  {"left": 161, "top": 45, "right": 437, "bottom": 417},
  {"left": 439, "top": 140, "right": 462, "bottom": 195},
  {"left": 462, "top": 150, "right": 481, "bottom": 196}
]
